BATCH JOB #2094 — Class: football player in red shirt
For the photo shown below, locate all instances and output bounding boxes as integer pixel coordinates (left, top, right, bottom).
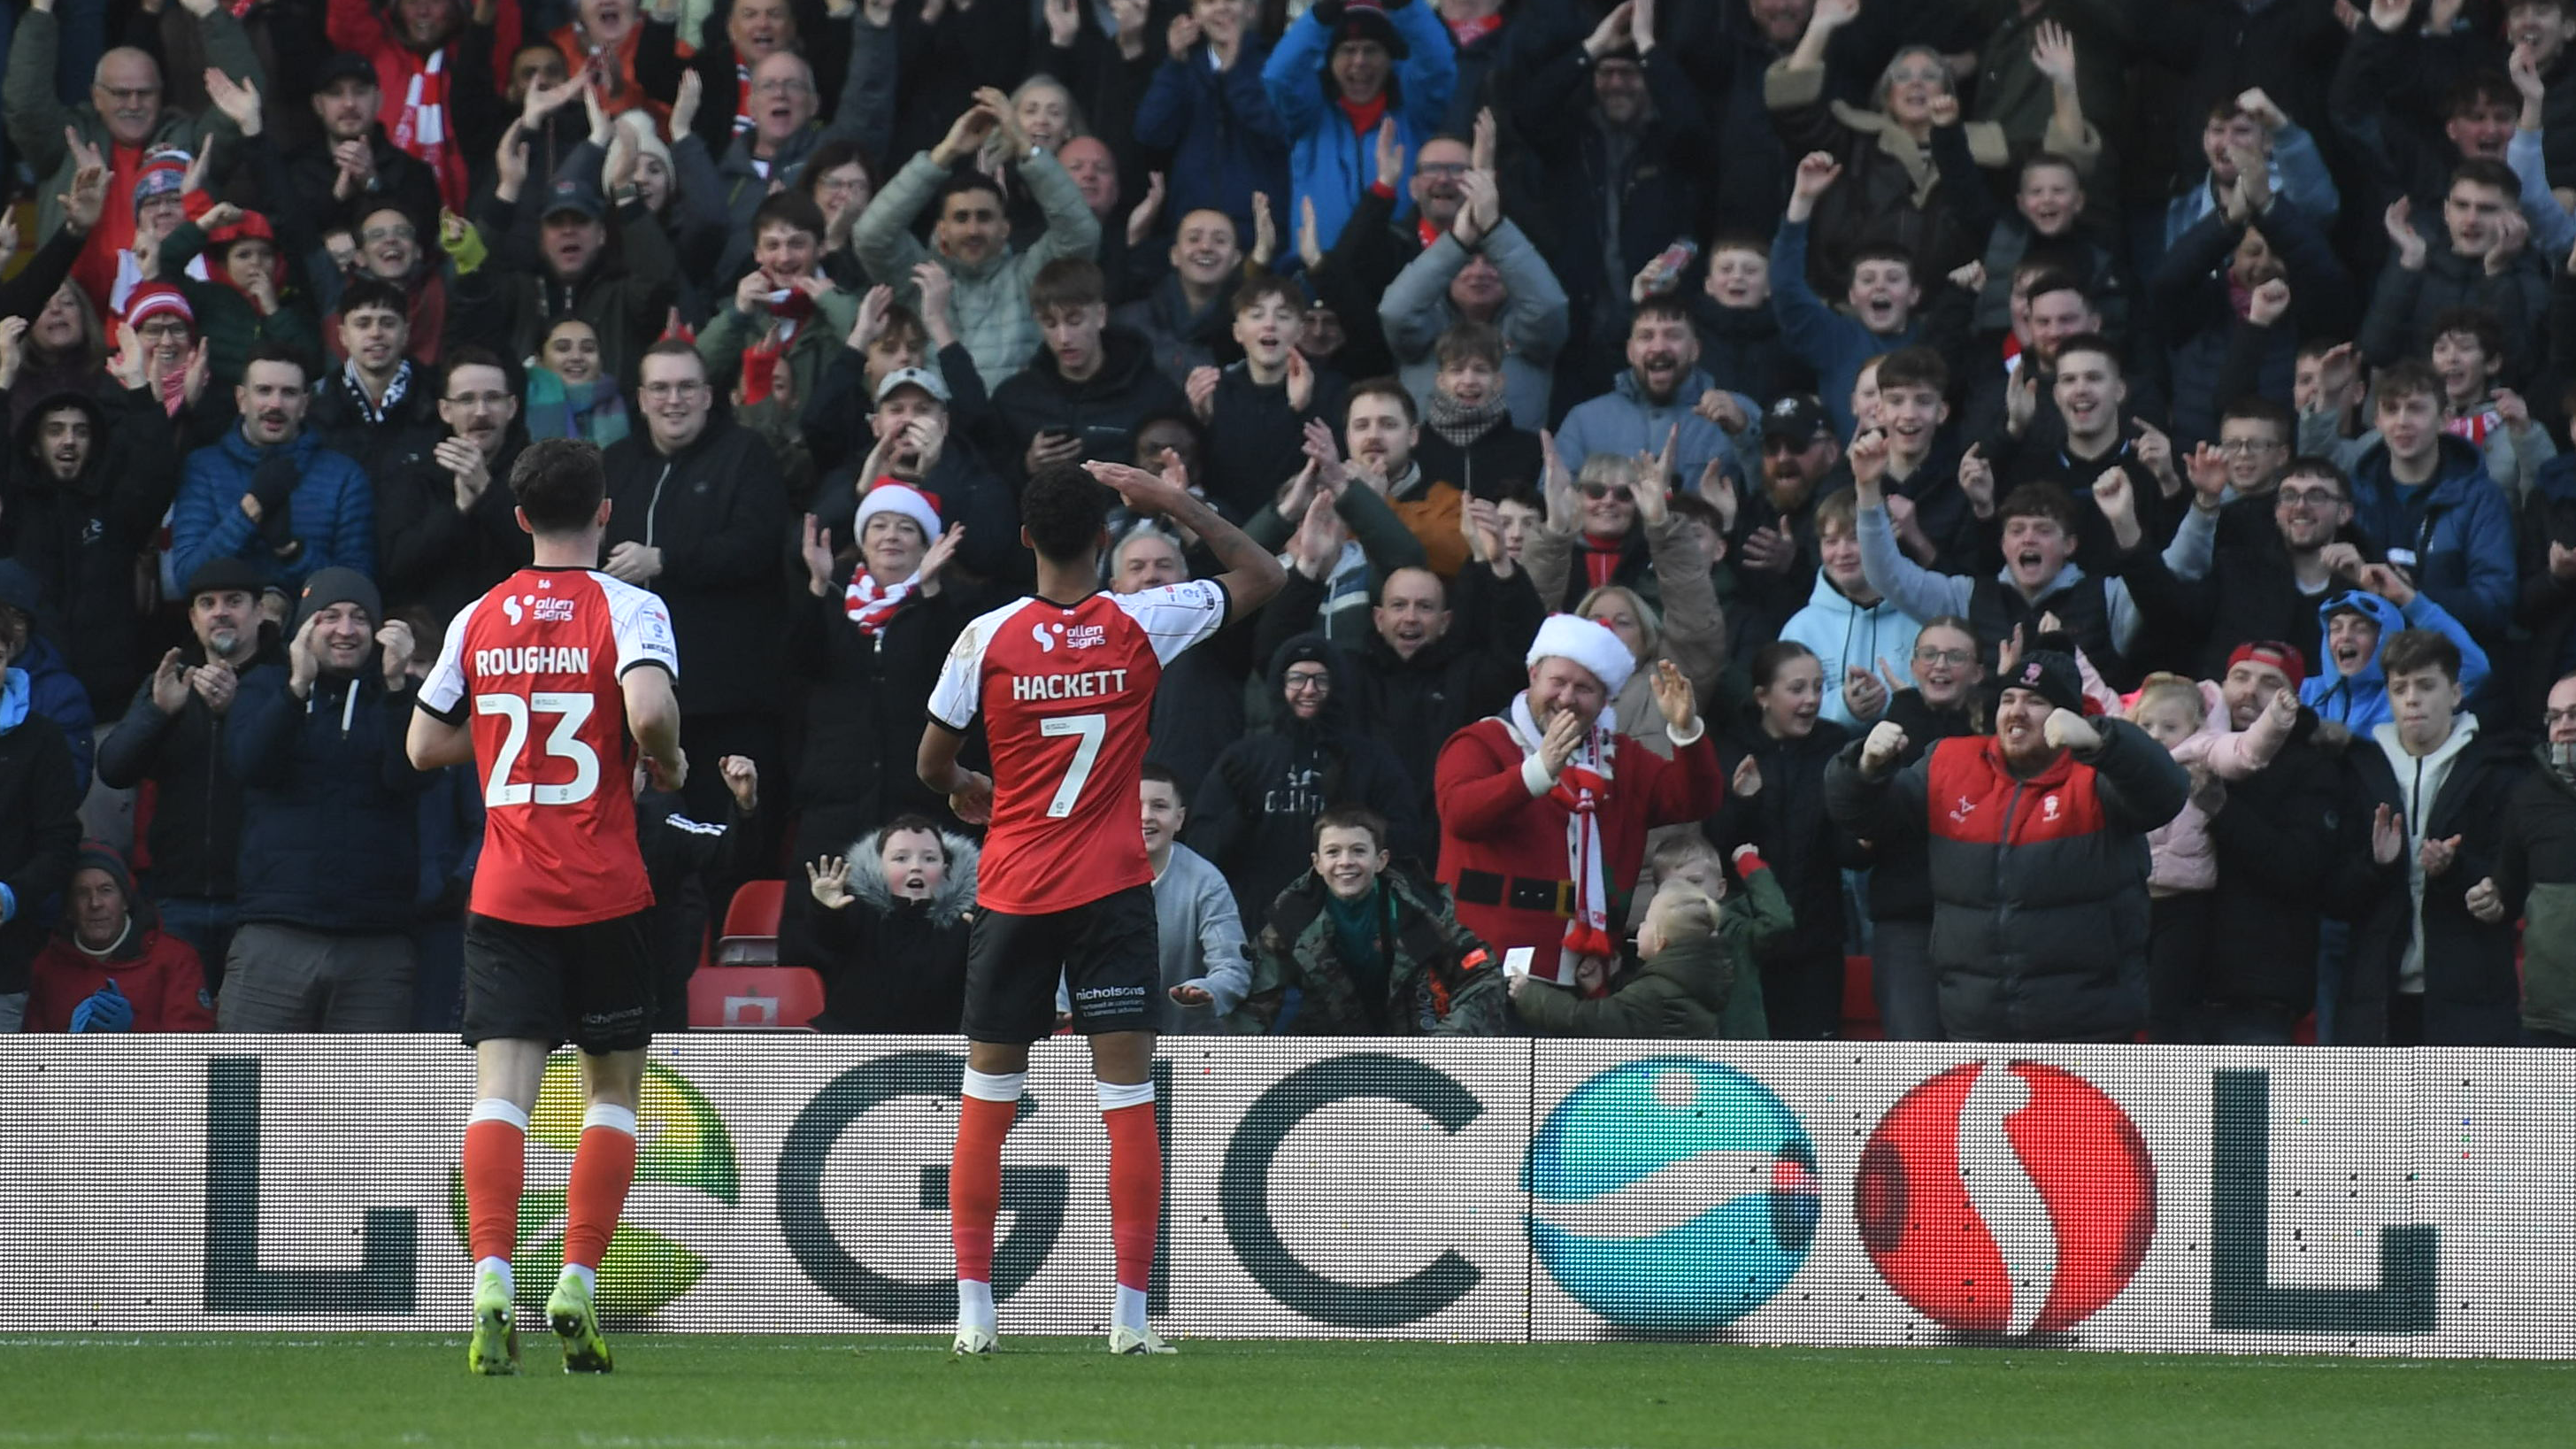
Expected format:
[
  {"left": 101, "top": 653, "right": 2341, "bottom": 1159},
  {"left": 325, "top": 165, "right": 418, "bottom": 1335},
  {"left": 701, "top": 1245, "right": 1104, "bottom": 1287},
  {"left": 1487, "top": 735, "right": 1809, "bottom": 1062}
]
[
  {"left": 919, "top": 459, "right": 1282, "bottom": 1355},
  {"left": 407, "top": 438, "right": 687, "bottom": 1376}
]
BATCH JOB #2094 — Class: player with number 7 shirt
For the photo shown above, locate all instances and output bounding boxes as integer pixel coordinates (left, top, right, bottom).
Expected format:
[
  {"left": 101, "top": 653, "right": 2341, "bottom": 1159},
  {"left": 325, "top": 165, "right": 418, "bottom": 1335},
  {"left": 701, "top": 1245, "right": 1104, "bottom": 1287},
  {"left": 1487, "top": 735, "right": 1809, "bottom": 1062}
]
[
  {"left": 406, "top": 438, "right": 688, "bottom": 1378},
  {"left": 919, "top": 460, "right": 1285, "bottom": 1357}
]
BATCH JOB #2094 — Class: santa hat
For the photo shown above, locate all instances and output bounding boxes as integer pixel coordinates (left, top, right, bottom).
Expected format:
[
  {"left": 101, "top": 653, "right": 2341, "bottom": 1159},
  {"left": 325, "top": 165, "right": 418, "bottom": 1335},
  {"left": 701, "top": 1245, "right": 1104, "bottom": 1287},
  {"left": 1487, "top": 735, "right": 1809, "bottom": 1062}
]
[
  {"left": 1526, "top": 613, "right": 1635, "bottom": 698},
  {"left": 121, "top": 282, "right": 195, "bottom": 332},
  {"left": 856, "top": 482, "right": 941, "bottom": 542},
  {"left": 132, "top": 149, "right": 190, "bottom": 214}
]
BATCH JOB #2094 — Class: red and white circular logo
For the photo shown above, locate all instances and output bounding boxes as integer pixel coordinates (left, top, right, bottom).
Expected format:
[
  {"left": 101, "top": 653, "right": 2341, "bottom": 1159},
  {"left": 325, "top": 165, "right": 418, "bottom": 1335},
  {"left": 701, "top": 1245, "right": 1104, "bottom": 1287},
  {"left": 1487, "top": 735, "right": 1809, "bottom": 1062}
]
[{"left": 1854, "top": 1061, "right": 2156, "bottom": 1336}]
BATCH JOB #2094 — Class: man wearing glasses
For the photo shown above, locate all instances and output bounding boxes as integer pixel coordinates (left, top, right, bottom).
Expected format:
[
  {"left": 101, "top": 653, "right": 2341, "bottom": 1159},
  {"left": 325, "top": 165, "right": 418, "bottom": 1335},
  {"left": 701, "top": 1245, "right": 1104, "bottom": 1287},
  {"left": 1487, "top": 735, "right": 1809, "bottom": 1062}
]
[
  {"left": 600, "top": 342, "right": 791, "bottom": 850},
  {"left": 373, "top": 348, "right": 532, "bottom": 625}
]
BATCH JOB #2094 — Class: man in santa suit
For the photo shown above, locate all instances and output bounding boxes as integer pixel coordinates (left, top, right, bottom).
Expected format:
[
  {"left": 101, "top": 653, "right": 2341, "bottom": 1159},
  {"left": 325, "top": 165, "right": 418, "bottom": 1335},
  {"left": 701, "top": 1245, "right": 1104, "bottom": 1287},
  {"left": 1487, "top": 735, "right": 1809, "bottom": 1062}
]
[{"left": 1434, "top": 613, "right": 1724, "bottom": 989}]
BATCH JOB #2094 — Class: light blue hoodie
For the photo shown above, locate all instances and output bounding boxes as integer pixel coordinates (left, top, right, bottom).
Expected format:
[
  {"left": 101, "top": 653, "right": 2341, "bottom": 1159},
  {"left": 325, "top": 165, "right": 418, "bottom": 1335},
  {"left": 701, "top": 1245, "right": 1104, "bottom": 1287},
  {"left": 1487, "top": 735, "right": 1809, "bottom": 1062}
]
[{"left": 1780, "top": 569, "right": 1920, "bottom": 730}]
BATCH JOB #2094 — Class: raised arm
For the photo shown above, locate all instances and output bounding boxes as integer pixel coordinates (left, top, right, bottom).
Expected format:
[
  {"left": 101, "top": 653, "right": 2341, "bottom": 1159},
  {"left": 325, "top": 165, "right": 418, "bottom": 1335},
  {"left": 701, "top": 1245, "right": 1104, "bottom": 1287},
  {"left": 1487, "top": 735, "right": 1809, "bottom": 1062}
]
[{"left": 1086, "top": 461, "right": 1286, "bottom": 616}]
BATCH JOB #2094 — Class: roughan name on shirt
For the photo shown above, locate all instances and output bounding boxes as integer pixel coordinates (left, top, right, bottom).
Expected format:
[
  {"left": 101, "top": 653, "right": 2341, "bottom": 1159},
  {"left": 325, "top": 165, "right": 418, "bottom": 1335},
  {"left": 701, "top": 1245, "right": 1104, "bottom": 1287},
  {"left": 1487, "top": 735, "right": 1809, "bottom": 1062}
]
[
  {"left": 1011, "top": 668, "right": 1130, "bottom": 702},
  {"left": 474, "top": 646, "right": 594, "bottom": 677}
]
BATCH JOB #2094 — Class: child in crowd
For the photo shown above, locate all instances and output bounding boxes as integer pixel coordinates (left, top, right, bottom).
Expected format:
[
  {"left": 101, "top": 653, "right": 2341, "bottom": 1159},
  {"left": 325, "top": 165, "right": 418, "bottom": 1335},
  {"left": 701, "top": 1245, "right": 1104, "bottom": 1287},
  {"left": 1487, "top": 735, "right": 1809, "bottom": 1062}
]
[
  {"left": 525, "top": 318, "right": 628, "bottom": 449},
  {"left": 1511, "top": 876, "right": 1733, "bottom": 1037},
  {"left": 2301, "top": 572, "right": 2489, "bottom": 729},
  {"left": 804, "top": 814, "right": 980, "bottom": 1034}
]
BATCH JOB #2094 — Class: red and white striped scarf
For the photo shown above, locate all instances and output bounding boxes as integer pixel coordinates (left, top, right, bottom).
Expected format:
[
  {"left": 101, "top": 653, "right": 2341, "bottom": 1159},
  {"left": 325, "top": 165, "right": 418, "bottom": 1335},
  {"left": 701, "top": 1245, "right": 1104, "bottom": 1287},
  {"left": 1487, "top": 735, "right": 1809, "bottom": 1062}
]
[
  {"left": 842, "top": 569, "right": 922, "bottom": 635},
  {"left": 733, "top": 62, "right": 755, "bottom": 136},
  {"left": 390, "top": 50, "right": 449, "bottom": 194},
  {"left": 1504, "top": 691, "right": 1619, "bottom": 967}
]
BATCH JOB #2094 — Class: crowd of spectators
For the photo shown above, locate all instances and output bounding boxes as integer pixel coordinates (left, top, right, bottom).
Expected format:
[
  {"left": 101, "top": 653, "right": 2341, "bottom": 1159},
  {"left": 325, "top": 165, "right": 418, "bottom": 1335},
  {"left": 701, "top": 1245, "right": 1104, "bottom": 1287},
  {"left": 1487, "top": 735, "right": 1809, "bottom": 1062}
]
[{"left": 9, "top": 0, "right": 2576, "bottom": 1050}]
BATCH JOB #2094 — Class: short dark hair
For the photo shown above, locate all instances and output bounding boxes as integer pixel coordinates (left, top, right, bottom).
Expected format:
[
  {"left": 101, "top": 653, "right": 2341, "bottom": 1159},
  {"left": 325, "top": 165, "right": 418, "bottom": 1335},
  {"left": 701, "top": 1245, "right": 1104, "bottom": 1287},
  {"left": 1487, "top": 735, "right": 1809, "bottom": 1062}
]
[
  {"left": 750, "top": 189, "right": 827, "bottom": 243},
  {"left": 1873, "top": 344, "right": 1949, "bottom": 398},
  {"left": 2279, "top": 455, "right": 2349, "bottom": 500},
  {"left": 1850, "top": 243, "right": 1917, "bottom": 277},
  {"left": 1998, "top": 482, "right": 2080, "bottom": 533},
  {"left": 1231, "top": 274, "right": 1302, "bottom": 318},
  {"left": 242, "top": 341, "right": 311, "bottom": 387},
  {"left": 338, "top": 275, "right": 408, "bottom": 322},
  {"left": 2450, "top": 156, "right": 2523, "bottom": 200},
  {"left": 2375, "top": 358, "right": 2445, "bottom": 412},
  {"left": 800, "top": 138, "right": 875, "bottom": 201},
  {"left": 2022, "top": 268, "right": 2088, "bottom": 306},
  {"left": 934, "top": 170, "right": 1003, "bottom": 218},
  {"left": 2019, "top": 150, "right": 2083, "bottom": 187},
  {"left": 2380, "top": 628, "right": 2463, "bottom": 684},
  {"left": 1311, "top": 803, "right": 1388, "bottom": 851},
  {"left": 1666, "top": 491, "right": 1720, "bottom": 532},
  {"left": 2218, "top": 395, "right": 2294, "bottom": 438},
  {"left": 509, "top": 437, "right": 606, "bottom": 534},
  {"left": 2052, "top": 331, "right": 2123, "bottom": 375},
  {"left": 1630, "top": 296, "right": 1694, "bottom": 331},
  {"left": 1029, "top": 257, "right": 1105, "bottom": 315},
  {"left": 1344, "top": 376, "right": 1419, "bottom": 427},
  {"left": 1139, "top": 762, "right": 1188, "bottom": 811},
  {"left": 442, "top": 346, "right": 511, "bottom": 392},
  {"left": 1021, "top": 462, "right": 1115, "bottom": 563},
  {"left": 2444, "top": 72, "right": 2521, "bottom": 123},
  {"left": 2428, "top": 305, "right": 2507, "bottom": 365},
  {"left": 1434, "top": 320, "right": 1503, "bottom": 370},
  {"left": 876, "top": 813, "right": 947, "bottom": 852}
]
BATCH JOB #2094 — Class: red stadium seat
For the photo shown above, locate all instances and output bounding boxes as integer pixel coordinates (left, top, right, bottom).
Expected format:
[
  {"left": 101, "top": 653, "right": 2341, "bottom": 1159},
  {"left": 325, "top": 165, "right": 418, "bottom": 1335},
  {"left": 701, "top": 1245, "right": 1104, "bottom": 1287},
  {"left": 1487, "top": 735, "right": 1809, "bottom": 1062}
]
[
  {"left": 1840, "top": 955, "right": 1885, "bottom": 1041},
  {"left": 716, "top": 880, "right": 787, "bottom": 967},
  {"left": 687, "top": 966, "right": 824, "bottom": 1029}
]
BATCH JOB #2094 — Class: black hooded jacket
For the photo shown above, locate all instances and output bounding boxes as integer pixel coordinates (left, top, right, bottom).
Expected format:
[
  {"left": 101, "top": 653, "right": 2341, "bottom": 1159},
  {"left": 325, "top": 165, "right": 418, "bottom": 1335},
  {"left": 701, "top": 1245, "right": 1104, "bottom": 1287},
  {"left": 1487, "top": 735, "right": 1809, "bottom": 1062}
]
[
  {"left": 3, "top": 383, "right": 184, "bottom": 713},
  {"left": 1185, "top": 633, "right": 1430, "bottom": 929},
  {"left": 374, "top": 433, "right": 534, "bottom": 624},
  {"left": 988, "top": 325, "right": 1190, "bottom": 487},
  {"left": 810, "top": 826, "right": 980, "bottom": 1035}
]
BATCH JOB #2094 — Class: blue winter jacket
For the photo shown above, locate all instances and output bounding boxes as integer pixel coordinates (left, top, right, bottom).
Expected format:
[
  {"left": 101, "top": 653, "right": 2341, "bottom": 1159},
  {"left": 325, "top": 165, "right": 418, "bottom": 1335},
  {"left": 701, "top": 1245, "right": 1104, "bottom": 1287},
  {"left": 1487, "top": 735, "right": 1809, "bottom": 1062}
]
[
  {"left": 2298, "top": 588, "right": 2490, "bottom": 731},
  {"left": 226, "top": 664, "right": 429, "bottom": 932},
  {"left": 1772, "top": 215, "right": 1919, "bottom": 438},
  {"left": 1262, "top": 4, "right": 1456, "bottom": 253},
  {"left": 1134, "top": 37, "right": 1292, "bottom": 250},
  {"left": 170, "top": 429, "right": 376, "bottom": 595},
  {"left": 2344, "top": 434, "right": 2517, "bottom": 642},
  {"left": 1552, "top": 366, "right": 1754, "bottom": 488}
]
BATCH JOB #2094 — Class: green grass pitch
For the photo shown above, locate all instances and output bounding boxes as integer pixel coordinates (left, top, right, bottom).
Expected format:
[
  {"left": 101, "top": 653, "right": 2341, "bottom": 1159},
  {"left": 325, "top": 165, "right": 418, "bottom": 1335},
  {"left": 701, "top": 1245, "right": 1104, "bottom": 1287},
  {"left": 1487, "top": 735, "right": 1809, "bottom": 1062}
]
[{"left": 3, "top": 1335, "right": 2569, "bottom": 1447}]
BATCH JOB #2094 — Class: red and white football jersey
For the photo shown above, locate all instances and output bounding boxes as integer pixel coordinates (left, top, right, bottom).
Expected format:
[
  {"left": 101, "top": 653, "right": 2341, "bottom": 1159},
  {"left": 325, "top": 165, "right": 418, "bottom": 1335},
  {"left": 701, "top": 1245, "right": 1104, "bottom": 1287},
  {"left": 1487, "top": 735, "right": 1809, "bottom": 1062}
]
[
  {"left": 419, "top": 567, "right": 681, "bottom": 926},
  {"left": 927, "top": 582, "right": 1230, "bottom": 914}
]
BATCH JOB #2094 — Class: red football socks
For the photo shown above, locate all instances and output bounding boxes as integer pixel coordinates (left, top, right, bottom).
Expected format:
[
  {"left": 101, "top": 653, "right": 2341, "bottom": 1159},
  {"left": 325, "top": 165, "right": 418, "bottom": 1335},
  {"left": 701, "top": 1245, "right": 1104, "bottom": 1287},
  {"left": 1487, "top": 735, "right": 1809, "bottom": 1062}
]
[
  {"left": 1101, "top": 1091, "right": 1160, "bottom": 1295},
  {"left": 462, "top": 1104, "right": 527, "bottom": 1266},
  {"left": 562, "top": 1106, "right": 639, "bottom": 1271},
  {"left": 951, "top": 1083, "right": 1020, "bottom": 1285}
]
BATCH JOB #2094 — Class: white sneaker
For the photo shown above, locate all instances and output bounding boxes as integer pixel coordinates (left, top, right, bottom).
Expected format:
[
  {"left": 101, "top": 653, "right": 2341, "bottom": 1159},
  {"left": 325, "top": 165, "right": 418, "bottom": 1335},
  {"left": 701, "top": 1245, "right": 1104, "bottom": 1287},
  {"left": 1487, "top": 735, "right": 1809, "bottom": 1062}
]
[
  {"left": 952, "top": 1325, "right": 996, "bottom": 1355},
  {"left": 1107, "top": 1324, "right": 1176, "bottom": 1355}
]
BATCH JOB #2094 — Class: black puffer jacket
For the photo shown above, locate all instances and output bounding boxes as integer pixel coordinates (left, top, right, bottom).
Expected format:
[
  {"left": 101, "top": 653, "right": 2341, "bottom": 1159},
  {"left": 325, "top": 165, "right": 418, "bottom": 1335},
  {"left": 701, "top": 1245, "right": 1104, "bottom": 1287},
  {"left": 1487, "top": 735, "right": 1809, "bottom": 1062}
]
[
  {"left": 811, "top": 827, "right": 980, "bottom": 1035},
  {"left": 94, "top": 628, "right": 284, "bottom": 900},
  {"left": 1826, "top": 719, "right": 2189, "bottom": 1044},
  {"left": 603, "top": 418, "right": 795, "bottom": 716},
  {"left": 2204, "top": 716, "right": 2357, "bottom": 1014},
  {"left": 1186, "top": 633, "right": 1430, "bottom": 928},
  {"left": 4, "top": 385, "right": 183, "bottom": 713}
]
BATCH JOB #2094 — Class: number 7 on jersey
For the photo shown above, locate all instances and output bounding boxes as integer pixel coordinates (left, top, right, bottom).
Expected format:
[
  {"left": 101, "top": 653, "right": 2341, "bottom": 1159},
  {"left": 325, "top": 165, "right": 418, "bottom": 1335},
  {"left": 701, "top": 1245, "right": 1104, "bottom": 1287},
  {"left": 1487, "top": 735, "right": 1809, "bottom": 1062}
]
[{"left": 1039, "top": 713, "right": 1105, "bottom": 818}]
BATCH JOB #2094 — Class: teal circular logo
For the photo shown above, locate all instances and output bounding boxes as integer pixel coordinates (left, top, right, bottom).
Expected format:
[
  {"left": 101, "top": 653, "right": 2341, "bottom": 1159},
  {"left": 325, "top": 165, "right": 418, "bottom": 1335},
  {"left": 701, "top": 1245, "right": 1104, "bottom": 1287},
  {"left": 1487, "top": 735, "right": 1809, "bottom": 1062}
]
[{"left": 1526, "top": 1058, "right": 1819, "bottom": 1335}]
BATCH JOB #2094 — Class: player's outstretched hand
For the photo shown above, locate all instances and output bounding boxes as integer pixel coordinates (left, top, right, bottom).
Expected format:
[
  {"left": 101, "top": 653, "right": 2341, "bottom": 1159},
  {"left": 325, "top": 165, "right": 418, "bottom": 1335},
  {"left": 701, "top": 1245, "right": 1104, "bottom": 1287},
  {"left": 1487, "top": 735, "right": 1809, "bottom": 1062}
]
[
  {"left": 806, "top": 855, "right": 853, "bottom": 910},
  {"left": 719, "top": 754, "right": 757, "bottom": 813},
  {"left": 949, "top": 769, "right": 995, "bottom": 824},
  {"left": 646, "top": 745, "right": 688, "bottom": 795},
  {"left": 1083, "top": 459, "right": 1190, "bottom": 517}
]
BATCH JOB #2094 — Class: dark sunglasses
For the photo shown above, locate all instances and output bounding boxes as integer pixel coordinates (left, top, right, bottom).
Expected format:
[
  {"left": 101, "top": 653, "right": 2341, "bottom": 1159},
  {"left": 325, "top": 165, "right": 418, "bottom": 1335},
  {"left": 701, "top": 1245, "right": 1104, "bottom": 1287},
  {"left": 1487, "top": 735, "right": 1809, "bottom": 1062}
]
[{"left": 1579, "top": 483, "right": 1633, "bottom": 503}]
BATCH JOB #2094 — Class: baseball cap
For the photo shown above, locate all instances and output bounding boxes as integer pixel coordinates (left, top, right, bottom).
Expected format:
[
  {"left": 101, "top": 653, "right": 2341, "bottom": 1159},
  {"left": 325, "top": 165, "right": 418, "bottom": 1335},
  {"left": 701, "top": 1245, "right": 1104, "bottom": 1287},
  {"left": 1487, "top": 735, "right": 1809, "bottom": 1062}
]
[
  {"left": 317, "top": 52, "right": 379, "bottom": 89},
  {"left": 539, "top": 175, "right": 606, "bottom": 223},
  {"left": 1761, "top": 394, "right": 1832, "bottom": 445},
  {"left": 875, "top": 366, "right": 950, "bottom": 405}
]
